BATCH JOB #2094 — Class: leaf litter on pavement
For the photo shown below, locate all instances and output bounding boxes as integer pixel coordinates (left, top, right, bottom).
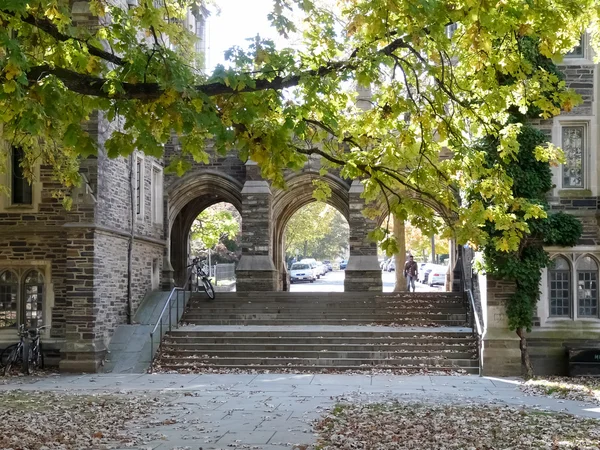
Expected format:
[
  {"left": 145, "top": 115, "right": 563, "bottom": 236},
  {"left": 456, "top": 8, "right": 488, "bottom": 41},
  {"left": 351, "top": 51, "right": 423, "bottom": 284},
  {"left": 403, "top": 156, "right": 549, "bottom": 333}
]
[
  {"left": 313, "top": 401, "right": 600, "bottom": 449},
  {"left": 0, "top": 390, "right": 163, "bottom": 449},
  {"left": 521, "top": 376, "right": 600, "bottom": 405}
]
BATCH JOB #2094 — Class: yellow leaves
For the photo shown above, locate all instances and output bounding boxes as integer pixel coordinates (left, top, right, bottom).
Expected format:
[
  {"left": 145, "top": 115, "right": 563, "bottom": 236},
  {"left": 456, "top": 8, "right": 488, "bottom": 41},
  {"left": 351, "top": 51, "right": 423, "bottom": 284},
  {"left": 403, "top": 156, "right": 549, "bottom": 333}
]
[
  {"left": 85, "top": 58, "right": 101, "bottom": 74},
  {"left": 3, "top": 81, "right": 17, "bottom": 94},
  {"left": 3, "top": 64, "right": 21, "bottom": 81}
]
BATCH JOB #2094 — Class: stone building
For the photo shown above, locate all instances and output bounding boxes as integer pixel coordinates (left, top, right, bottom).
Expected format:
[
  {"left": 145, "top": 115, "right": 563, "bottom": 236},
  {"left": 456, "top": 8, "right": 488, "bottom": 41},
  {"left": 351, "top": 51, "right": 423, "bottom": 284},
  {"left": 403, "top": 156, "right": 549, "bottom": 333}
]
[
  {"left": 482, "top": 34, "right": 600, "bottom": 376},
  {"left": 0, "top": 2, "right": 598, "bottom": 375}
]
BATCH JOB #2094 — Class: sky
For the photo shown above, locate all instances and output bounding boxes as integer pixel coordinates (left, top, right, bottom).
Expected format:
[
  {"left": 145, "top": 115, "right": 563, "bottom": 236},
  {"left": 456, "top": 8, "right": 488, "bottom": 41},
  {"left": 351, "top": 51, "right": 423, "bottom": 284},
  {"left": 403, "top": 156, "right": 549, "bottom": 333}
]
[{"left": 205, "top": 0, "right": 284, "bottom": 71}]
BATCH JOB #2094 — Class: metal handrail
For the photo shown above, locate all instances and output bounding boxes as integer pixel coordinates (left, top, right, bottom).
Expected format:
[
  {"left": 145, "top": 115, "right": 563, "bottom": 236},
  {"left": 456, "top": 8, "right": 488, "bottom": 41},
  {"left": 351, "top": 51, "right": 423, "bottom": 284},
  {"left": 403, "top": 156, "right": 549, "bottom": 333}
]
[
  {"left": 466, "top": 289, "right": 483, "bottom": 337},
  {"left": 149, "top": 268, "right": 193, "bottom": 372},
  {"left": 465, "top": 288, "right": 484, "bottom": 376}
]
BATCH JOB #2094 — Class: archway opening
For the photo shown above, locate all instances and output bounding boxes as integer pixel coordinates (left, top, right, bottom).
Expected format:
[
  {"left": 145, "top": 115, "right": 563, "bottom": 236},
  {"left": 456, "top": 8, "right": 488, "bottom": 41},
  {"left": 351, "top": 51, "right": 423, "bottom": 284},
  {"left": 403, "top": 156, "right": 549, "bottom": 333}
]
[
  {"left": 379, "top": 214, "right": 451, "bottom": 292},
  {"left": 189, "top": 202, "right": 242, "bottom": 291},
  {"left": 167, "top": 172, "right": 243, "bottom": 286},
  {"left": 283, "top": 202, "right": 349, "bottom": 292}
]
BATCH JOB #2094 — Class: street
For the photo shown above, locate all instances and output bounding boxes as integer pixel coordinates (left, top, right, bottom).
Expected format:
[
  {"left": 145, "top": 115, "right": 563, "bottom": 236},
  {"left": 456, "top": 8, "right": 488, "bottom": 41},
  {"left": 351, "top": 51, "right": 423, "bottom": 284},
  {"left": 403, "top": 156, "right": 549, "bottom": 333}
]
[{"left": 290, "top": 269, "right": 444, "bottom": 292}]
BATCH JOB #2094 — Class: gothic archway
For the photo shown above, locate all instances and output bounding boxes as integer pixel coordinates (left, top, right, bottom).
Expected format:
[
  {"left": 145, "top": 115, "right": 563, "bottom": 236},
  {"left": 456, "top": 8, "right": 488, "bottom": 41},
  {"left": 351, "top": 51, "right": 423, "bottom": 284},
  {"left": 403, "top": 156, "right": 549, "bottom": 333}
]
[
  {"left": 272, "top": 172, "right": 350, "bottom": 290},
  {"left": 167, "top": 171, "right": 243, "bottom": 284}
]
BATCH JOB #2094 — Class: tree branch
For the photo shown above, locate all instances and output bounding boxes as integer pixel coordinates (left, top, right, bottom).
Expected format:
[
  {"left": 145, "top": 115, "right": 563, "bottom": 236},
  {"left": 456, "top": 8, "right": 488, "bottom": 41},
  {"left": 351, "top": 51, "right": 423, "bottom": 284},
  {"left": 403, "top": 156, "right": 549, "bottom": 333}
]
[{"left": 4, "top": 10, "right": 126, "bottom": 66}]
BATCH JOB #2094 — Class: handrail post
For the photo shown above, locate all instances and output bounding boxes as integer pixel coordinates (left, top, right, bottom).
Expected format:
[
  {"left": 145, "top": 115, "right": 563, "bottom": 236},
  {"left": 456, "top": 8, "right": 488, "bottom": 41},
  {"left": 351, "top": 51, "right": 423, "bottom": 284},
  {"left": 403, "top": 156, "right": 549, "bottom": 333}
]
[
  {"left": 176, "top": 290, "right": 180, "bottom": 329},
  {"left": 149, "top": 332, "right": 154, "bottom": 373},
  {"left": 169, "top": 294, "right": 172, "bottom": 333}
]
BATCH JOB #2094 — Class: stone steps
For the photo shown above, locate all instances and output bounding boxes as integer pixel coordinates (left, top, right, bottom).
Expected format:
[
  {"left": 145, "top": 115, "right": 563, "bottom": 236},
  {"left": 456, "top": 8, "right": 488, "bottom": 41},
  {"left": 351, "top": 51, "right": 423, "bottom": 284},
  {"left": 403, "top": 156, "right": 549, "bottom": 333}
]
[
  {"left": 162, "top": 342, "right": 475, "bottom": 351},
  {"left": 161, "top": 349, "right": 477, "bottom": 359},
  {"left": 181, "top": 319, "right": 467, "bottom": 326},
  {"left": 153, "top": 292, "right": 479, "bottom": 374},
  {"left": 156, "top": 363, "right": 480, "bottom": 374}
]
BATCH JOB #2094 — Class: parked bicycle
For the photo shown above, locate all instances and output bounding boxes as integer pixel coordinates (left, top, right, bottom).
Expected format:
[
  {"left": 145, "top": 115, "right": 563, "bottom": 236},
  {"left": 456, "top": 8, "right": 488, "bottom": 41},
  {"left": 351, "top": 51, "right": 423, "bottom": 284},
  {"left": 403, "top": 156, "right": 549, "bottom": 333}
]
[
  {"left": 188, "top": 257, "right": 215, "bottom": 300},
  {"left": 2, "top": 324, "right": 48, "bottom": 375}
]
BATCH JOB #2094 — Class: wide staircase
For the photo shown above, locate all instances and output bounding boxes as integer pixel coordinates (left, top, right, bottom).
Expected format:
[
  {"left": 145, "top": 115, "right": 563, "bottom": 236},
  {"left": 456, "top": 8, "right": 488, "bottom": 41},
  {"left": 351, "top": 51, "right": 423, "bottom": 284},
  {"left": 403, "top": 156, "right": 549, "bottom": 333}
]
[{"left": 154, "top": 292, "right": 479, "bottom": 374}]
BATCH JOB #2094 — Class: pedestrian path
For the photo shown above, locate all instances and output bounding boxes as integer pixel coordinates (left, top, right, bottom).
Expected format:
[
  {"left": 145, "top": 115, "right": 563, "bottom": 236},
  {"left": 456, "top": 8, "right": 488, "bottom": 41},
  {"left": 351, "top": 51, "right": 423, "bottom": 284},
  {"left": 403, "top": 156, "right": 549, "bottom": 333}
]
[{"left": 1, "top": 374, "right": 599, "bottom": 449}]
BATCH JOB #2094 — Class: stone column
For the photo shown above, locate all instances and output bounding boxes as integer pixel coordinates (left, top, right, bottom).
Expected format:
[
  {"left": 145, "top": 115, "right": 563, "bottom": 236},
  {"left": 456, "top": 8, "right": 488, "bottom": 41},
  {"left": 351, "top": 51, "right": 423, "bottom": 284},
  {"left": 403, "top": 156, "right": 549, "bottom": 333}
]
[
  {"left": 344, "top": 181, "right": 382, "bottom": 291},
  {"left": 236, "top": 164, "right": 278, "bottom": 291},
  {"left": 60, "top": 228, "right": 107, "bottom": 372},
  {"left": 481, "top": 276, "right": 521, "bottom": 376}
]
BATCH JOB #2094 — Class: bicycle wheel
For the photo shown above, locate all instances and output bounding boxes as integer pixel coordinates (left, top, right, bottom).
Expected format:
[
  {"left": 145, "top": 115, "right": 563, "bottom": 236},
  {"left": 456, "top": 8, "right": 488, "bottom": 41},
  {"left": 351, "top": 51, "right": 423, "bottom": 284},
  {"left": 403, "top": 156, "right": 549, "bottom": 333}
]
[
  {"left": 0, "top": 343, "right": 17, "bottom": 368},
  {"left": 202, "top": 277, "right": 215, "bottom": 300},
  {"left": 3, "top": 344, "right": 20, "bottom": 376},
  {"left": 22, "top": 340, "right": 31, "bottom": 375}
]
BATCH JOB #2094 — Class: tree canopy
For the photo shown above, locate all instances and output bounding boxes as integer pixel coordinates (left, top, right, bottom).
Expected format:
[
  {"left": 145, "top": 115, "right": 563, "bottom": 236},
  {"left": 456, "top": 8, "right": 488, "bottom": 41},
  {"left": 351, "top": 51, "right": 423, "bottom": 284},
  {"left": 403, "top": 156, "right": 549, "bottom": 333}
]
[
  {"left": 0, "top": 0, "right": 597, "bottom": 251},
  {"left": 285, "top": 202, "right": 348, "bottom": 260},
  {"left": 190, "top": 203, "right": 240, "bottom": 255}
]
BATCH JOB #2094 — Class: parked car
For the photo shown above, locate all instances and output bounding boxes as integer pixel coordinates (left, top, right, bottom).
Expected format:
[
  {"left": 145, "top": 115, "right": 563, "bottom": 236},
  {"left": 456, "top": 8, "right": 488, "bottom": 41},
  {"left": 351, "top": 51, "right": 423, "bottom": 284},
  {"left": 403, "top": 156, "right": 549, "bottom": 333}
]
[
  {"left": 323, "top": 260, "right": 333, "bottom": 272},
  {"left": 290, "top": 263, "right": 315, "bottom": 283},
  {"left": 387, "top": 259, "right": 396, "bottom": 272},
  {"left": 339, "top": 260, "right": 348, "bottom": 270},
  {"left": 418, "top": 263, "right": 435, "bottom": 284},
  {"left": 300, "top": 258, "right": 320, "bottom": 279},
  {"left": 428, "top": 265, "right": 449, "bottom": 286},
  {"left": 316, "top": 261, "right": 327, "bottom": 276}
]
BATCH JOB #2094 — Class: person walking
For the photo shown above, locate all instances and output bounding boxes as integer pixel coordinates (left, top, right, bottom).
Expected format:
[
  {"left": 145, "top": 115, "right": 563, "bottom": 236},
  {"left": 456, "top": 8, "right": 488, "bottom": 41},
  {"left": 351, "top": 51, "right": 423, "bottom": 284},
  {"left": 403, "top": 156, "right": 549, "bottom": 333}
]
[{"left": 404, "top": 255, "right": 418, "bottom": 292}]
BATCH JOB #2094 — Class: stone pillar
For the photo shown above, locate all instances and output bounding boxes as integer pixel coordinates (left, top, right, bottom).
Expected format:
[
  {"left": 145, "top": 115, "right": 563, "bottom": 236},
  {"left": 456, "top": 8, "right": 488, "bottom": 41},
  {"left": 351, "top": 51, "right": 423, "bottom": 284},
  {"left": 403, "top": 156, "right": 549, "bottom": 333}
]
[
  {"left": 481, "top": 276, "right": 521, "bottom": 376},
  {"left": 60, "top": 228, "right": 106, "bottom": 373},
  {"left": 236, "top": 164, "right": 277, "bottom": 291},
  {"left": 344, "top": 181, "right": 382, "bottom": 291}
]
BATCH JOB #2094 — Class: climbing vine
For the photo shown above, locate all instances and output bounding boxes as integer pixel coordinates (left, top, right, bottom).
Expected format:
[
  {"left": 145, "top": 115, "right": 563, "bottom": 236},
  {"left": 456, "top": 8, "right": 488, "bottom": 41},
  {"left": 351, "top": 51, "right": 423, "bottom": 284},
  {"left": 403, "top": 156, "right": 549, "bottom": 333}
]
[{"left": 472, "top": 42, "right": 583, "bottom": 376}]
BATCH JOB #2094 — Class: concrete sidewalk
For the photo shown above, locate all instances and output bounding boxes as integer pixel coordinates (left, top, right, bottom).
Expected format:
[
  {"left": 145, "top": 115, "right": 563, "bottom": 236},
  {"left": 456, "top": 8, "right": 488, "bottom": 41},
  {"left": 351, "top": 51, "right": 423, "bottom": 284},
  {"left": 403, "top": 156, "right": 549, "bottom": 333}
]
[{"left": 1, "top": 374, "right": 599, "bottom": 449}]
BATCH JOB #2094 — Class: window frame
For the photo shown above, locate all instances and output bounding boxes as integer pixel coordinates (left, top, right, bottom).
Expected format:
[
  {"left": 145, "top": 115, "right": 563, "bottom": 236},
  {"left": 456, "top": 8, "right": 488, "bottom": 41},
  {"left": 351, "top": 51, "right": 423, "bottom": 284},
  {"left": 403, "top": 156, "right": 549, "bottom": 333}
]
[
  {"left": 10, "top": 147, "right": 33, "bottom": 206},
  {"left": 560, "top": 123, "right": 588, "bottom": 189},
  {"left": 134, "top": 155, "right": 145, "bottom": 222},
  {"left": 565, "top": 34, "right": 586, "bottom": 59},
  {"left": 0, "top": 268, "right": 45, "bottom": 330},
  {"left": 151, "top": 164, "right": 164, "bottom": 225},
  {"left": 548, "top": 256, "right": 572, "bottom": 318},
  {"left": 576, "top": 255, "right": 599, "bottom": 318}
]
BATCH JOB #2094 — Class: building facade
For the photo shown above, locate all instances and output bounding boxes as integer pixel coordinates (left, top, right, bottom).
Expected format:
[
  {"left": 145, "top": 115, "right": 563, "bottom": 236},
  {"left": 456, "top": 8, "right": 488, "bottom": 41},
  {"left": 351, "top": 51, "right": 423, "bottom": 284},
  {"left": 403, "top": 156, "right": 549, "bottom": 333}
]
[{"left": 482, "top": 34, "right": 600, "bottom": 376}]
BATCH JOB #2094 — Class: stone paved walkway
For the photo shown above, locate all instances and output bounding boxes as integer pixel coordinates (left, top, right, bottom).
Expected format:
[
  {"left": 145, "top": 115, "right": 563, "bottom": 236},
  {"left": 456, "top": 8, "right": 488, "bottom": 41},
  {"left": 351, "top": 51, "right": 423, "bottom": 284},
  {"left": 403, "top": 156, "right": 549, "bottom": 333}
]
[{"left": 2, "top": 373, "right": 599, "bottom": 449}]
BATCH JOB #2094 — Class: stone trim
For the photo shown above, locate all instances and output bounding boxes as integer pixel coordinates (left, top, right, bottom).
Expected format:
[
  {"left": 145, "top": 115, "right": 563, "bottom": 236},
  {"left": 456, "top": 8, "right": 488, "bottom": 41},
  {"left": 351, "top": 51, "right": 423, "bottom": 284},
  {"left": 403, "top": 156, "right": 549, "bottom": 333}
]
[{"left": 63, "top": 222, "right": 166, "bottom": 246}]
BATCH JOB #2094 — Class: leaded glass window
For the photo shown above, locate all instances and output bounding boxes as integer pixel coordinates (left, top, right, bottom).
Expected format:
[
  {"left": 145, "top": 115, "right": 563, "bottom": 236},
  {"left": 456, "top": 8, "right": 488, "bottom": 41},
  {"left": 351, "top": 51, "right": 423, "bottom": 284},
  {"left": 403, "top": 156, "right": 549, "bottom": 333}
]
[
  {"left": 23, "top": 270, "right": 43, "bottom": 328},
  {"left": 566, "top": 35, "right": 585, "bottom": 58},
  {"left": 562, "top": 126, "right": 585, "bottom": 188},
  {"left": 578, "top": 256, "right": 598, "bottom": 317},
  {"left": 0, "top": 271, "right": 18, "bottom": 328},
  {"left": 550, "top": 257, "right": 571, "bottom": 317}
]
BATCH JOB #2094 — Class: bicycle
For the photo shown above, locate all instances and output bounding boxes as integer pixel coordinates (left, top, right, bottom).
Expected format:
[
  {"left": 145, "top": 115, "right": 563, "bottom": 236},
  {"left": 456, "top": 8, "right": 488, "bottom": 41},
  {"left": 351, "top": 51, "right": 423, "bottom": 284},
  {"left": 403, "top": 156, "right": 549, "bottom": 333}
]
[
  {"left": 2, "top": 324, "right": 47, "bottom": 375},
  {"left": 188, "top": 257, "right": 215, "bottom": 300}
]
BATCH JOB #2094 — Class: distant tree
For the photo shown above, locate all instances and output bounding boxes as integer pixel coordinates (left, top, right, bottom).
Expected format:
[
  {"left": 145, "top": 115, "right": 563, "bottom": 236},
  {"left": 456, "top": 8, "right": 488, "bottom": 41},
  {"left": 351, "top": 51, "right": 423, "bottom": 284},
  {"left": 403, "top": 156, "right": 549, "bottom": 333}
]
[{"left": 190, "top": 203, "right": 240, "bottom": 256}]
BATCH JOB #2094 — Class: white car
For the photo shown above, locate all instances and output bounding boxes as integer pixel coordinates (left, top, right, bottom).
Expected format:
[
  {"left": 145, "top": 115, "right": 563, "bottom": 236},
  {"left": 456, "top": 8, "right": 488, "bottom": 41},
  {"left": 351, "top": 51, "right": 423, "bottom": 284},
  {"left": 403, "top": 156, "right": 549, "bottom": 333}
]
[
  {"left": 300, "top": 258, "right": 320, "bottom": 279},
  {"left": 428, "top": 265, "right": 449, "bottom": 286},
  {"left": 290, "top": 263, "right": 315, "bottom": 283},
  {"left": 316, "top": 261, "right": 327, "bottom": 276}
]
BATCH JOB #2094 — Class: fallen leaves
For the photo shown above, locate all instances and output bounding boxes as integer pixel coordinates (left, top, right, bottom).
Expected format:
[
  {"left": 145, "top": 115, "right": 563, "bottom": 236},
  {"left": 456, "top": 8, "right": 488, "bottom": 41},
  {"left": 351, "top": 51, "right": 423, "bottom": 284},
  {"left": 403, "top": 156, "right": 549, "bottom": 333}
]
[
  {"left": 0, "top": 391, "right": 161, "bottom": 449},
  {"left": 313, "top": 401, "right": 600, "bottom": 449},
  {"left": 521, "top": 376, "right": 600, "bottom": 405}
]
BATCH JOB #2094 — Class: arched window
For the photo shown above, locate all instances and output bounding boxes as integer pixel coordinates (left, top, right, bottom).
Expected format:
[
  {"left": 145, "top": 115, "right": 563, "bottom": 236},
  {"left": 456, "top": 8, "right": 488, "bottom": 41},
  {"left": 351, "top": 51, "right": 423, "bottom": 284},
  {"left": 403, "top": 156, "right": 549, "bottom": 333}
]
[
  {"left": 577, "top": 256, "right": 598, "bottom": 317},
  {"left": 549, "top": 256, "right": 571, "bottom": 317},
  {"left": 23, "top": 270, "right": 43, "bottom": 328},
  {"left": 0, "top": 270, "right": 18, "bottom": 328}
]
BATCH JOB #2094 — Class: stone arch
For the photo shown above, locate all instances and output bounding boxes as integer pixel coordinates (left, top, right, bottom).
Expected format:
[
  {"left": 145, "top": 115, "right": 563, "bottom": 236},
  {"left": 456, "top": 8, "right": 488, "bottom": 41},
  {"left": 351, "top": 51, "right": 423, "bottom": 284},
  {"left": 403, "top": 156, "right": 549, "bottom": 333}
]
[
  {"left": 271, "top": 172, "right": 351, "bottom": 289},
  {"left": 167, "top": 170, "right": 243, "bottom": 284}
]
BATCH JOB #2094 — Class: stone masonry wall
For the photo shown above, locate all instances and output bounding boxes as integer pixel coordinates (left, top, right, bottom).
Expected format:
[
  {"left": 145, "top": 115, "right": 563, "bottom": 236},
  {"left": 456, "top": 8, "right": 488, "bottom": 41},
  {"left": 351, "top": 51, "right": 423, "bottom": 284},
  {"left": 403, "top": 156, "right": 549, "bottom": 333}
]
[
  {"left": 94, "top": 232, "right": 163, "bottom": 345},
  {"left": 558, "top": 64, "right": 594, "bottom": 116}
]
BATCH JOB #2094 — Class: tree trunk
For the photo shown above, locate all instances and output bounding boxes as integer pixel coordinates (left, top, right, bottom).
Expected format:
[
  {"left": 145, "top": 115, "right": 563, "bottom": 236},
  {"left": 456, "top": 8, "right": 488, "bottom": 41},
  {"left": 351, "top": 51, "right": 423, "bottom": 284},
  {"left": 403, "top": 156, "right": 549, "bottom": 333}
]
[
  {"left": 303, "top": 240, "right": 307, "bottom": 258},
  {"left": 393, "top": 215, "right": 407, "bottom": 292},
  {"left": 516, "top": 327, "right": 534, "bottom": 379}
]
